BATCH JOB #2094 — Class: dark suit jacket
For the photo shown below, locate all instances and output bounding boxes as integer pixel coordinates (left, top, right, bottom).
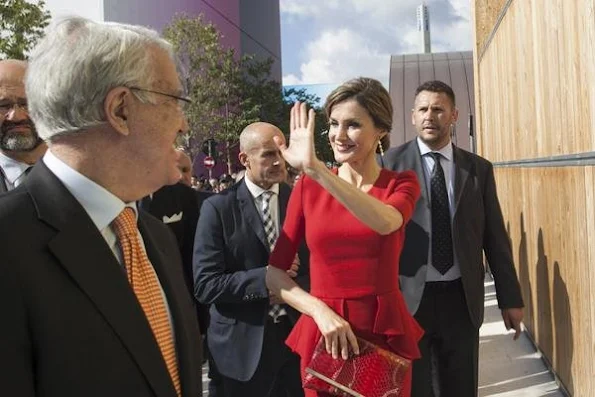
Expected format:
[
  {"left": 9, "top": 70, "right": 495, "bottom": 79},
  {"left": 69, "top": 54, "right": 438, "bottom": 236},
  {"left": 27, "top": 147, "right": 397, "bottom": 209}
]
[
  {"left": 0, "top": 171, "right": 7, "bottom": 193},
  {"left": 144, "top": 183, "right": 213, "bottom": 332},
  {"left": 0, "top": 162, "right": 202, "bottom": 397},
  {"left": 383, "top": 140, "right": 523, "bottom": 328},
  {"left": 193, "top": 179, "right": 310, "bottom": 382}
]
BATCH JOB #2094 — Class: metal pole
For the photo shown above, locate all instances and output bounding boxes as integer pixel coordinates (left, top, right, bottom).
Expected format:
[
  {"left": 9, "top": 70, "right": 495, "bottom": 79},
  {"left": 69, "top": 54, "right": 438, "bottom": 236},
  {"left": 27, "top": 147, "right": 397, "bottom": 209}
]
[{"left": 468, "top": 114, "right": 476, "bottom": 153}]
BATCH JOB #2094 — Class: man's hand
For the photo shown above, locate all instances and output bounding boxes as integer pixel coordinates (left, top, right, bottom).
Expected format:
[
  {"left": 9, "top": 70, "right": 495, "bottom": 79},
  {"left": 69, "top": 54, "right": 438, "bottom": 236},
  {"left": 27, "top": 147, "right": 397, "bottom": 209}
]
[
  {"left": 501, "top": 308, "right": 524, "bottom": 340},
  {"left": 287, "top": 256, "right": 300, "bottom": 278}
]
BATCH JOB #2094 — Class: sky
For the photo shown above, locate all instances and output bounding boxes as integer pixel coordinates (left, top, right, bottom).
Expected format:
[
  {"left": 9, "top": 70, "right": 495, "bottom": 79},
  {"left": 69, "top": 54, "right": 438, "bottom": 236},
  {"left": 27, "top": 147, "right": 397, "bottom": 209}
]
[{"left": 280, "top": 0, "right": 472, "bottom": 88}]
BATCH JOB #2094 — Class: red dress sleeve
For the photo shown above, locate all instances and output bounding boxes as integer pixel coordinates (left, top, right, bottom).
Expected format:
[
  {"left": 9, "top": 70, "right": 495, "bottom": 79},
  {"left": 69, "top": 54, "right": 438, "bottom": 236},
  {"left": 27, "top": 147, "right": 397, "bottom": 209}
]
[
  {"left": 384, "top": 170, "right": 421, "bottom": 224},
  {"left": 269, "top": 176, "right": 306, "bottom": 270}
]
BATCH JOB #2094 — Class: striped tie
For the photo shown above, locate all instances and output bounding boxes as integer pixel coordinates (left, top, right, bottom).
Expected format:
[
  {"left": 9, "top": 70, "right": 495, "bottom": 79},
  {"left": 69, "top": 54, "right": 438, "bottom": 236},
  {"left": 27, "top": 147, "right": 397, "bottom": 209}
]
[
  {"left": 261, "top": 191, "right": 287, "bottom": 322},
  {"left": 111, "top": 208, "right": 181, "bottom": 396}
]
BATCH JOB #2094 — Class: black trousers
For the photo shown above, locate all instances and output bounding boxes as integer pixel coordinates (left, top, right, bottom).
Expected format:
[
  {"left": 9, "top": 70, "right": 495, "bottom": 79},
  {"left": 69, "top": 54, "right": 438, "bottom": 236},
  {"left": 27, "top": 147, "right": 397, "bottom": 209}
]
[
  {"left": 411, "top": 279, "right": 479, "bottom": 397},
  {"left": 221, "top": 316, "right": 304, "bottom": 397}
]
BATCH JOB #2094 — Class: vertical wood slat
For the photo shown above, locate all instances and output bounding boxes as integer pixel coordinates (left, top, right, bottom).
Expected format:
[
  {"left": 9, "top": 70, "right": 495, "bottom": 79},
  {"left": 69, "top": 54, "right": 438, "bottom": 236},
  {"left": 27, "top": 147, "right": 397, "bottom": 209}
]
[{"left": 474, "top": 0, "right": 595, "bottom": 395}]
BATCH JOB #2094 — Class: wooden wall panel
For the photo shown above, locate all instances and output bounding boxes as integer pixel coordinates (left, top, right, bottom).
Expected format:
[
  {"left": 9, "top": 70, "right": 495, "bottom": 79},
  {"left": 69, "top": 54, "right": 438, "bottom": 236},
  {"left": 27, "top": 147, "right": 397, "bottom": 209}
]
[
  {"left": 474, "top": 0, "right": 509, "bottom": 53},
  {"left": 474, "top": 0, "right": 595, "bottom": 395},
  {"left": 494, "top": 167, "right": 594, "bottom": 396},
  {"left": 477, "top": 0, "right": 595, "bottom": 161}
]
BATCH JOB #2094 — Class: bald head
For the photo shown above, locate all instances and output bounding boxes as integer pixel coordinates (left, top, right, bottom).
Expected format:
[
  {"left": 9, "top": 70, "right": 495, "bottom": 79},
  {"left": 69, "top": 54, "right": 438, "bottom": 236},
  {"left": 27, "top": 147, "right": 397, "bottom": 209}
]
[
  {"left": 0, "top": 60, "right": 27, "bottom": 80},
  {"left": 0, "top": 60, "right": 27, "bottom": 101},
  {"left": 239, "top": 122, "right": 284, "bottom": 153},
  {"left": 176, "top": 149, "right": 193, "bottom": 186},
  {"left": 238, "top": 122, "right": 286, "bottom": 189}
]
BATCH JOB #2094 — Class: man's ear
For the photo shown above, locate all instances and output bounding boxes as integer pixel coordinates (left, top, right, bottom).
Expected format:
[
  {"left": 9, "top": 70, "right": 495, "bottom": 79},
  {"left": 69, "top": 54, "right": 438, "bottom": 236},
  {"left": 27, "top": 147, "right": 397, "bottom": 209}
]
[
  {"left": 238, "top": 151, "right": 249, "bottom": 168},
  {"left": 452, "top": 107, "right": 459, "bottom": 123},
  {"left": 104, "top": 87, "right": 132, "bottom": 136}
]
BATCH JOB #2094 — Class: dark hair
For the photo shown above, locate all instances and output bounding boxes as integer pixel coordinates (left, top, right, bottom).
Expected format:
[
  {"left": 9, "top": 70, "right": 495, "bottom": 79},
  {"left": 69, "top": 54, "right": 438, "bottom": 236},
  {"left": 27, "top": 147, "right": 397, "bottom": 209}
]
[
  {"left": 324, "top": 77, "right": 391, "bottom": 154},
  {"left": 415, "top": 80, "right": 456, "bottom": 107}
]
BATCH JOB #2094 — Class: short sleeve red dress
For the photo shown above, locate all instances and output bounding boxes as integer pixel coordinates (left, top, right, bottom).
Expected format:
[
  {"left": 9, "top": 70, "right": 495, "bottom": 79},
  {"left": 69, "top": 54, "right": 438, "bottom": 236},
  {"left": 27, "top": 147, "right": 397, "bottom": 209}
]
[{"left": 269, "top": 168, "right": 424, "bottom": 396}]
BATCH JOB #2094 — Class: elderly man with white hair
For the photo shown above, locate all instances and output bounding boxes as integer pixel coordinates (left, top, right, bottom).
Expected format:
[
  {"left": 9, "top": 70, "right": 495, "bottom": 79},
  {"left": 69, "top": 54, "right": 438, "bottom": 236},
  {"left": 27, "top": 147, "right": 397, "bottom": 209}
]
[{"left": 0, "top": 16, "right": 202, "bottom": 397}]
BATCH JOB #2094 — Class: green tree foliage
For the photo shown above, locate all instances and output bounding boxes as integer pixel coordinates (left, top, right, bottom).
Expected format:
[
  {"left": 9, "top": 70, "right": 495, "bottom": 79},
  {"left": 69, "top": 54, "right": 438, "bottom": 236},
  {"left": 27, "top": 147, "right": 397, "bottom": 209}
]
[
  {"left": 164, "top": 13, "right": 335, "bottom": 172},
  {"left": 0, "top": 0, "right": 51, "bottom": 60},
  {"left": 164, "top": 14, "right": 262, "bottom": 173},
  {"left": 266, "top": 87, "right": 334, "bottom": 166}
]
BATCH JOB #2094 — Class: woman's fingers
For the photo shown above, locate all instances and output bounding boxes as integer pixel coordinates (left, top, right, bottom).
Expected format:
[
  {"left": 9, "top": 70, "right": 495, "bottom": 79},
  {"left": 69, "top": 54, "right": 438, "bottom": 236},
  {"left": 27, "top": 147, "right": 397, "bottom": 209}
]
[
  {"left": 322, "top": 323, "right": 358, "bottom": 360},
  {"left": 299, "top": 102, "right": 308, "bottom": 128},
  {"left": 339, "top": 332, "right": 349, "bottom": 360},
  {"left": 324, "top": 333, "right": 333, "bottom": 355},
  {"left": 290, "top": 102, "right": 297, "bottom": 132},
  {"left": 307, "top": 108, "right": 315, "bottom": 132},
  {"left": 347, "top": 329, "right": 360, "bottom": 356}
]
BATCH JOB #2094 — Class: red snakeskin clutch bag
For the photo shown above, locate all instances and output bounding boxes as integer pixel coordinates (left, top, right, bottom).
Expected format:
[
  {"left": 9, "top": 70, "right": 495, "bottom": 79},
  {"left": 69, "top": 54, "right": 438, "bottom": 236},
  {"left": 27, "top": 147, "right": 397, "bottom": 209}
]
[{"left": 303, "top": 337, "right": 411, "bottom": 397}]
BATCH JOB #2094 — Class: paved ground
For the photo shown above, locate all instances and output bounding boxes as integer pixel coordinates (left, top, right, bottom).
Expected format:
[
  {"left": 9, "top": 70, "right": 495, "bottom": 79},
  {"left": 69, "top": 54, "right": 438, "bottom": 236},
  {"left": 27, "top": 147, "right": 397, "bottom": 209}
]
[
  {"left": 200, "top": 277, "right": 567, "bottom": 396},
  {"left": 478, "top": 278, "right": 565, "bottom": 397}
]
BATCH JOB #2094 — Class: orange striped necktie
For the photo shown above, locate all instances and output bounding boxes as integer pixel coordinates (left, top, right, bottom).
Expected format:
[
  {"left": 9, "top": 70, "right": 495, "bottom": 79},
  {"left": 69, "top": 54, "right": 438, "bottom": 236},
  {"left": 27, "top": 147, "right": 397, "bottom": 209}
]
[{"left": 111, "top": 207, "right": 181, "bottom": 396}]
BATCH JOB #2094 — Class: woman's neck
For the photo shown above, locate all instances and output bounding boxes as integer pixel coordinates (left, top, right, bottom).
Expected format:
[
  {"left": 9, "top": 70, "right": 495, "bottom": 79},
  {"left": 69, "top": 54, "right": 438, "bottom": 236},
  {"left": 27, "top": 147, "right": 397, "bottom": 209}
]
[{"left": 338, "top": 155, "right": 381, "bottom": 189}]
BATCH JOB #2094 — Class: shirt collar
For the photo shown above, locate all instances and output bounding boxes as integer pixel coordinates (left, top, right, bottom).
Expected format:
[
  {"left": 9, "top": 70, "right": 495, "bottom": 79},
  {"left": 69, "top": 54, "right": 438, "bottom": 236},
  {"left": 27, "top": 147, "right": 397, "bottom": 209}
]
[
  {"left": 243, "top": 174, "right": 279, "bottom": 199},
  {"left": 416, "top": 137, "right": 453, "bottom": 162},
  {"left": 43, "top": 150, "right": 137, "bottom": 231},
  {"left": 0, "top": 151, "right": 31, "bottom": 184}
]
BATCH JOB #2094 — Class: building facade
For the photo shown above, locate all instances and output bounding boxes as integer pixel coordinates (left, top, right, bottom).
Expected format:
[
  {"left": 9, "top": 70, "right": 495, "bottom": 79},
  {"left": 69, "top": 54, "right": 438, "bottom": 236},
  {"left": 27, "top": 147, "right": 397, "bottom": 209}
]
[{"left": 473, "top": 1, "right": 595, "bottom": 395}]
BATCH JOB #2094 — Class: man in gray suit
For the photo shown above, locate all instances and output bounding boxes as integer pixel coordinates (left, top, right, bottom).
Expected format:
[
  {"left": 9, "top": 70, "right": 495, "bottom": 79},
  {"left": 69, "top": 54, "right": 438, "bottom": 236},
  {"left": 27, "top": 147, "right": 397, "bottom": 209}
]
[
  {"left": 382, "top": 80, "right": 524, "bottom": 397},
  {"left": 0, "top": 60, "right": 46, "bottom": 192}
]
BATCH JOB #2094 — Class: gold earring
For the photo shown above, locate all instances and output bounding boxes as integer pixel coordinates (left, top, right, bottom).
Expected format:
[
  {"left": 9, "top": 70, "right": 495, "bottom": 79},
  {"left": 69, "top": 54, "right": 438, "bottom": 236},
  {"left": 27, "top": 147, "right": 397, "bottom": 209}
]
[{"left": 378, "top": 139, "right": 385, "bottom": 157}]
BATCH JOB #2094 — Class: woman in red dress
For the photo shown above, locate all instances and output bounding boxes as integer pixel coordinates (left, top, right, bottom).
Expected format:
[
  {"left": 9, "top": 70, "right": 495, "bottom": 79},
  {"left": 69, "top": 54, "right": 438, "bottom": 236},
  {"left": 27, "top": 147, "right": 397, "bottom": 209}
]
[{"left": 266, "top": 77, "right": 423, "bottom": 396}]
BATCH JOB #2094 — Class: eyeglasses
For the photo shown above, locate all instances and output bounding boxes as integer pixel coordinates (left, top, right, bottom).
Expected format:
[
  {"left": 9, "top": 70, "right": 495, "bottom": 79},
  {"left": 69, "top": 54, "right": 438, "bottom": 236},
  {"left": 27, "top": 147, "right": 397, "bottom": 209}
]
[
  {"left": 0, "top": 101, "right": 28, "bottom": 117},
  {"left": 128, "top": 87, "right": 191, "bottom": 111}
]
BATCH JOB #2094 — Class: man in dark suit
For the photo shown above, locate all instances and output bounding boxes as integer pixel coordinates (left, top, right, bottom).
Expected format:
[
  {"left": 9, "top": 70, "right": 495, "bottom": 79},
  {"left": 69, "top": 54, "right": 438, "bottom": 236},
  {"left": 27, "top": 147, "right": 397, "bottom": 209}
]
[
  {"left": 194, "top": 122, "right": 309, "bottom": 397},
  {"left": 0, "top": 17, "right": 202, "bottom": 396},
  {"left": 143, "top": 179, "right": 212, "bottom": 329},
  {"left": 144, "top": 149, "right": 219, "bottom": 395},
  {"left": 383, "top": 80, "right": 524, "bottom": 397},
  {"left": 0, "top": 60, "right": 46, "bottom": 193}
]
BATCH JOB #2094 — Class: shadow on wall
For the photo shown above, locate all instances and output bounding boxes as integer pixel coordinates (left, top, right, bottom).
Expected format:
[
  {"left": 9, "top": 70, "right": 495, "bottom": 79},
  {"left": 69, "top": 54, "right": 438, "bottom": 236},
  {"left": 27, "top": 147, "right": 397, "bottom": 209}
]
[
  {"left": 553, "top": 261, "right": 573, "bottom": 395},
  {"left": 535, "top": 228, "right": 554, "bottom": 361},
  {"left": 518, "top": 221, "right": 573, "bottom": 395},
  {"left": 513, "top": 215, "right": 533, "bottom": 332}
]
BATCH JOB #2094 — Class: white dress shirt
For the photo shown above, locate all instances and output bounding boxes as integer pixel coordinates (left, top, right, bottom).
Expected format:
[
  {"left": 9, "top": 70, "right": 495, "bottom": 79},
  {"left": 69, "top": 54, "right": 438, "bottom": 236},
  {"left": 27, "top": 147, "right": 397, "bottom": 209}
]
[
  {"left": 0, "top": 151, "right": 31, "bottom": 190},
  {"left": 416, "top": 137, "right": 462, "bottom": 282},
  {"left": 244, "top": 175, "right": 281, "bottom": 235},
  {"left": 43, "top": 150, "right": 175, "bottom": 331}
]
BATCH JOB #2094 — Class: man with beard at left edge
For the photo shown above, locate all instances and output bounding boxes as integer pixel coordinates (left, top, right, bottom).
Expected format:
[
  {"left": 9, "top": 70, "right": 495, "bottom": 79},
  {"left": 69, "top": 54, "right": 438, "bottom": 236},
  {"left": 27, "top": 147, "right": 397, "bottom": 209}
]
[{"left": 0, "top": 60, "right": 46, "bottom": 193}]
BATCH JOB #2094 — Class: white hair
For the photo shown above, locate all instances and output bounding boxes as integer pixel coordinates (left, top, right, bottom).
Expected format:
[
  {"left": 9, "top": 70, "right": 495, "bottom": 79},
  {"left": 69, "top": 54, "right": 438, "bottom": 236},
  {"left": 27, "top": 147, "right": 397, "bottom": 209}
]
[{"left": 25, "top": 16, "right": 175, "bottom": 141}]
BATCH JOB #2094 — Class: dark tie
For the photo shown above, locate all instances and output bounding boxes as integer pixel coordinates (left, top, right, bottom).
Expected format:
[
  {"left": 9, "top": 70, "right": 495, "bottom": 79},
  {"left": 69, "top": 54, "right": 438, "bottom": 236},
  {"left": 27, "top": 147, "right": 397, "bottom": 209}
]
[
  {"left": 14, "top": 166, "right": 33, "bottom": 188},
  {"left": 429, "top": 152, "right": 454, "bottom": 274},
  {"left": 261, "top": 191, "right": 286, "bottom": 321}
]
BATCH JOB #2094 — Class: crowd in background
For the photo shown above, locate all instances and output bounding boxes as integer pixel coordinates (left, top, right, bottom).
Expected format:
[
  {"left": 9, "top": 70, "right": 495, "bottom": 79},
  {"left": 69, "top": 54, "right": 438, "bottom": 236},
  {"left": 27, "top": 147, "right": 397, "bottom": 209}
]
[{"left": 191, "top": 166, "right": 302, "bottom": 193}]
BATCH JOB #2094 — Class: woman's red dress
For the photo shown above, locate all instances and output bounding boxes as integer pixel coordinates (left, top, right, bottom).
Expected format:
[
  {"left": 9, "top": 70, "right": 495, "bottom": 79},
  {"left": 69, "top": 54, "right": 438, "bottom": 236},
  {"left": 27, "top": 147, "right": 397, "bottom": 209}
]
[{"left": 269, "top": 169, "right": 424, "bottom": 396}]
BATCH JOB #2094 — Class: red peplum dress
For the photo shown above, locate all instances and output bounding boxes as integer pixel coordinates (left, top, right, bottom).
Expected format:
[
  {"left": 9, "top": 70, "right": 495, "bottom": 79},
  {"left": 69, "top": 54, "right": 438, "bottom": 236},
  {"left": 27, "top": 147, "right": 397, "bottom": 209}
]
[{"left": 269, "top": 168, "right": 424, "bottom": 397}]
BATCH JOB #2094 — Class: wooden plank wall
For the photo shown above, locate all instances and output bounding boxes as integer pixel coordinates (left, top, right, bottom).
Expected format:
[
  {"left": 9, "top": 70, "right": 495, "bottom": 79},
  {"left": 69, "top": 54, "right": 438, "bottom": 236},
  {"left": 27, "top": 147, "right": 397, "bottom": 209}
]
[{"left": 472, "top": 0, "right": 595, "bottom": 395}]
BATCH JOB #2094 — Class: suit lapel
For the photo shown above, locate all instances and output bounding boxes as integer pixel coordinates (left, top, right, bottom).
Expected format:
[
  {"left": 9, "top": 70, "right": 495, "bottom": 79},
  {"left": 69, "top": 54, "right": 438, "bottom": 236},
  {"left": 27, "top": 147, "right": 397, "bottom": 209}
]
[
  {"left": 278, "top": 183, "right": 290, "bottom": 225},
  {"left": 27, "top": 163, "right": 176, "bottom": 397},
  {"left": 237, "top": 180, "right": 269, "bottom": 251},
  {"left": 139, "top": 215, "right": 195, "bottom": 396},
  {"left": 0, "top": 166, "right": 9, "bottom": 193},
  {"left": 404, "top": 140, "right": 430, "bottom": 209},
  {"left": 453, "top": 146, "right": 471, "bottom": 215}
]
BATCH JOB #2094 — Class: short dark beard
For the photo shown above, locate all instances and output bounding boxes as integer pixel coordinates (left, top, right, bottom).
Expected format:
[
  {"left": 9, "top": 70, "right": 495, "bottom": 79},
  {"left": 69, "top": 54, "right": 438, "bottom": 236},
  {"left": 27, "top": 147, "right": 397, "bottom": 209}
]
[{"left": 0, "top": 120, "right": 42, "bottom": 152}]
